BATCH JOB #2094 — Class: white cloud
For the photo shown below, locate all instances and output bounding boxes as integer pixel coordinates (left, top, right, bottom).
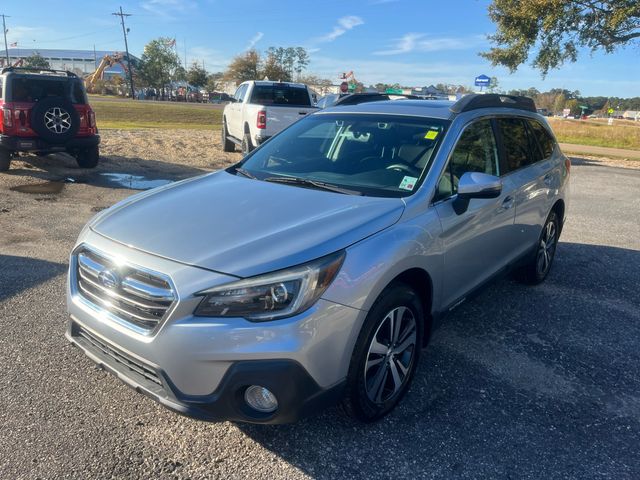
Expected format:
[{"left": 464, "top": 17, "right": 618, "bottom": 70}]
[
  {"left": 188, "top": 46, "right": 230, "bottom": 72},
  {"left": 245, "top": 32, "right": 264, "bottom": 50},
  {"left": 5, "top": 26, "right": 50, "bottom": 45},
  {"left": 374, "top": 33, "right": 484, "bottom": 56},
  {"left": 141, "top": 0, "right": 197, "bottom": 17},
  {"left": 316, "top": 16, "right": 364, "bottom": 43}
]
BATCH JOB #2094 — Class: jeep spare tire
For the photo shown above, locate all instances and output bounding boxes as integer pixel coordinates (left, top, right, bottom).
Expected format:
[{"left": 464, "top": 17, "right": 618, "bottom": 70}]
[{"left": 30, "top": 96, "right": 80, "bottom": 144}]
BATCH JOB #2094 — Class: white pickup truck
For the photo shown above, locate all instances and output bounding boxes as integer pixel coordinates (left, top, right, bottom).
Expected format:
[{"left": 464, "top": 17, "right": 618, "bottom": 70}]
[{"left": 221, "top": 81, "right": 318, "bottom": 155}]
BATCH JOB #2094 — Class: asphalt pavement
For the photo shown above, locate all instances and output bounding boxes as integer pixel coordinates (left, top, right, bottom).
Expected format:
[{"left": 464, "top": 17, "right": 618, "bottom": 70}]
[{"left": 0, "top": 158, "right": 639, "bottom": 479}]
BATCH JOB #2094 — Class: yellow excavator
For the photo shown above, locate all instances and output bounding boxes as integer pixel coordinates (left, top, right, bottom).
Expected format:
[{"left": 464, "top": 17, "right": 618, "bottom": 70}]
[{"left": 85, "top": 53, "right": 127, "bottom": 91}]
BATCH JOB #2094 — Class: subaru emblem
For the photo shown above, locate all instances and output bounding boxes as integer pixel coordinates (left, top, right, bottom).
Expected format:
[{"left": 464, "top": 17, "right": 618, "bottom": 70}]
[{"left": 98, "top": 269, "right": 120, "bottom": 289}]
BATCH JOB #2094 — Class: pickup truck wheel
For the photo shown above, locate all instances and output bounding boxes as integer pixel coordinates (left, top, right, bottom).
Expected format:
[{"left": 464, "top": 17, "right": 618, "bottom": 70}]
[
  {"left": 221, "top": 122, "right": 235, "bottom": 152},
  {"left": 74, "top": 146, "right": 100, "bottom": 169},
  {"left": 0, "top": 148, "right": 12, "bottom": 172},
  {"left": 241, "top": 133, "right": 254, "bottom": 157},
  {"left": 342, "top": 283, "right": 423, "bottom": 422}
]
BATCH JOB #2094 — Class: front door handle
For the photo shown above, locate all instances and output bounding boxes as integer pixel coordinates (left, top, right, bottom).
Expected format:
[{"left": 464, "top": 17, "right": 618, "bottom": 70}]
[{"left": 501, "top": 196, "right": 514, "bottom": 210}]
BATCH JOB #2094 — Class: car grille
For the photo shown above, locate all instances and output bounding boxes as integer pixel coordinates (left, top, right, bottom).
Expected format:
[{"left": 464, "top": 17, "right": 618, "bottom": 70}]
[
  {"left": 74, "top": 247, "right": 175, "bottom": 332},
  {"left": 74, "top": 324, "right": 163, "bottom": 387}
]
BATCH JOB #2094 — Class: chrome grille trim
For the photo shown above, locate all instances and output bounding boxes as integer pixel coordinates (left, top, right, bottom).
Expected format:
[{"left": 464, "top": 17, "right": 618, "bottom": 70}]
[{"left": 73, "top": 246, "right": 176, "bottom": 333}]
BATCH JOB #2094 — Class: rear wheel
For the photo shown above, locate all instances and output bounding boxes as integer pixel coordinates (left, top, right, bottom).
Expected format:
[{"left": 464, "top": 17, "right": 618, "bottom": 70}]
[
  {"left": 221, "top": 122, "right": 235, "bottom": 152},
  {"left": 74, "top": 146, "right": 100, "bottom": 169},
  {"left": 0, "top": 148, "right": 11, "bottom": 172},
  {"left": 241, "top": 132, "right": 254, "bottom": 157},
  {"left": 515, "top": 210, "right": 559, "bottom": 284},
  {"left": 342, "top": 283, "right": 423, "bottom": 422}
]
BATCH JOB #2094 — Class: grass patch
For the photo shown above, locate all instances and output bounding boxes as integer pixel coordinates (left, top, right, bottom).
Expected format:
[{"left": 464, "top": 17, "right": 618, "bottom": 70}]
[
  {"left": 548, "top": 118, "right": 640, "bottom": 150},
  {"left": 93, "top": 100, "right": 222, "bottom": 130}
]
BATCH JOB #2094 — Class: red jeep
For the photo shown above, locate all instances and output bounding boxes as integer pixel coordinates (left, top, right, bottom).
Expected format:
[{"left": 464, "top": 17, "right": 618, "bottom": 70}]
[{"left": 0, "top": 67, "right": 100, "bottom": 172}]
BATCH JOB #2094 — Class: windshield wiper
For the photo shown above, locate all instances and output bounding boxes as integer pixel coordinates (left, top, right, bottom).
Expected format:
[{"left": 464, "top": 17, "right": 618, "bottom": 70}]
[
  {"left": 234, "top": 167, "right": 256, "bottom": 179},
  {"left": 263, "top": 176, "right": 362, "bottom": 195}
]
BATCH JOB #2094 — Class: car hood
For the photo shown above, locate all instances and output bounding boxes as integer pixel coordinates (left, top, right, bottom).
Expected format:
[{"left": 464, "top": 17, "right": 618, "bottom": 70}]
[{"left": 91, "top": 171, "right": 405, "bottom": 278}]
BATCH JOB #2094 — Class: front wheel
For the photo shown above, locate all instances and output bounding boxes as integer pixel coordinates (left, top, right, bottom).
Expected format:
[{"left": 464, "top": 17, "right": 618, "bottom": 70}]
[
  {"left": 515, "top": 210, "right": 559, "bottom": 284},
  {"left": 342, "top": 283, "right": 423, "bottom": 422},
  {"left": 0, "top": 148, "right": 11, "bottom": 172},
  {"left": 221, "top": 122, "right": 235, "bottom": 152},
  {"left": 74, "top": 146, "right": 100, "bottom": 168}
]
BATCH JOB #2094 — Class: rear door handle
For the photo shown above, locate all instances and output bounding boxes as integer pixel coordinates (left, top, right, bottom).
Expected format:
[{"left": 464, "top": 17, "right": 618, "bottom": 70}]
[{"left": 501, "top": 196, "right": 514, "bottom": 210}]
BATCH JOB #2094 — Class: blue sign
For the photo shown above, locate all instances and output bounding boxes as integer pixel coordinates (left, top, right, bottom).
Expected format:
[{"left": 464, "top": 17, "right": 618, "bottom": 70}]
[{"left": 474, "top": 74, "right": 491, "bottom": 87}]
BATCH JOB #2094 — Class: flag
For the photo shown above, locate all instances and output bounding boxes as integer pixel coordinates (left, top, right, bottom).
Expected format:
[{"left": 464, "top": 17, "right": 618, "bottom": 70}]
[
  {"left": 164, "top": 39, "right": 176, "bottom": 47},
  {"left": 9, "top": 42, "right": 17, "bottom": 47}
]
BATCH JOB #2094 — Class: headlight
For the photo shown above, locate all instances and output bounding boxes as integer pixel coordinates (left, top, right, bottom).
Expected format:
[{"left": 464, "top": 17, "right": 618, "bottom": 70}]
[{"left": 193, "top": 251, "right": 345, "bottom": 321}]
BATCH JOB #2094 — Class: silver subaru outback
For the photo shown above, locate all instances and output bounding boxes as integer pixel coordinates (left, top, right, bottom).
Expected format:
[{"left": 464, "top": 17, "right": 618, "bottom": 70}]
[{"left": 67, "top": 94, "right": 569, "bottom": 424}]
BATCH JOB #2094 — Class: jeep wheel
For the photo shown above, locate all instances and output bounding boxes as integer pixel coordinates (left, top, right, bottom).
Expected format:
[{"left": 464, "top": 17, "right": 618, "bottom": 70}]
[
  {"left": 30, "top": 97, "right": 80, "bottom": 144},
  {"left": 342, "top": 283, "right": 423, "bottom": 422},
  {"left": 75, "top": 146, "right": 100, "bottom": 169},
  {"left": 0, "top": 148, "right": 11, "bottom": 172},
  {"left": 241, "top": 133, "right": 254, "bottom": 157},
  {"left": 221, "top": 122, "right": 235, "bottom": 152}
]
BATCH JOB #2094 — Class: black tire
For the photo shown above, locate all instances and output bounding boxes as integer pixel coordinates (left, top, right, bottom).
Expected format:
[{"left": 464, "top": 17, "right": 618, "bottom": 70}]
[
  {"left": 75, "top": 146, "right": 100, "bottom": 169},
  {"left": 342, "top": 283, "right": 424, "bottom": 422},
  {"left": 0, "top": 148, "right": 11, "bottom": 172},
  {"left": 221, "top": 121, "right": 235, "bottom": 152},
  {"left": 241, "top": 132, "right": 254, "bottom": 157},
  {"left": 514, "top": 210, "right": 560, "bottom": 285},
  {"left": 30, "top": 96, "right": 80, "bottom": 144}
]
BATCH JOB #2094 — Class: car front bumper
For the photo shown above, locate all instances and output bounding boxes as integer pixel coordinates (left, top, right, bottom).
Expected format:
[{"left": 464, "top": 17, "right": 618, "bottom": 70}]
[
  {"left": 66, "top": 231, "right": 363, "bottom": 424},
  {"left": 0, "top": 134, "right": 100, "bottom": 152}
]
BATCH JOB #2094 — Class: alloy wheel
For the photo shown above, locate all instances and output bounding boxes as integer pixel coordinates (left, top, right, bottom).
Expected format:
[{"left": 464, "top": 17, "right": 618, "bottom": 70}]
[
  {"left": 364, "top": 306, "right": 417, "bottom": 404},
  {"left": 536, "top": 219, "right": 557, "bottom": 276},
  {"left": 44, "top": 107, "right": 72, "bottom": 134}
]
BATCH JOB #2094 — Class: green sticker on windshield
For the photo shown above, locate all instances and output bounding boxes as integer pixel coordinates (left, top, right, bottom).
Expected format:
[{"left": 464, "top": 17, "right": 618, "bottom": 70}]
[{"left": 399, "top": 176, "right": 418, "bottom": 191}]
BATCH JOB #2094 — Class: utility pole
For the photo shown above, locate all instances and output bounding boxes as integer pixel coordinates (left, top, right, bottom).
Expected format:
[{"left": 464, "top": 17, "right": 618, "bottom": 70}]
[
  {"left": 2, "top": 14, "right": 10, "bottom": 64},
  {"left": 112, "top": 7, "right": 136, "bottom": 99}
]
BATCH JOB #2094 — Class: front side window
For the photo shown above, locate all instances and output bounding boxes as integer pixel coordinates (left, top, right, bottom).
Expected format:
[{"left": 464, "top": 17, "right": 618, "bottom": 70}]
[
  {"left": 236, "top": 113, "right": 449, "bottom": 197},
  {"left": 234, "top": 84, "right": 247, "bottom": 102},
  {"left": 435, "top": 119, "right": 499, "bottom": 200},
  {"left": 497, "top": 118, "right": 533, "bottom": 172}
]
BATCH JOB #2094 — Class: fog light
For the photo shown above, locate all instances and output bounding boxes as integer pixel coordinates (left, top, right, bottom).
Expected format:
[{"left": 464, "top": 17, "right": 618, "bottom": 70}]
[{"left": 244, "top": 385, "right": 278, "bottom": 413}]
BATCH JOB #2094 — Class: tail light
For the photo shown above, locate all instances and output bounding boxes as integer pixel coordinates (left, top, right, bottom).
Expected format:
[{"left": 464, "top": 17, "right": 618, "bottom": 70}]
[
  {"left": 257, "top": 110, "right": 267, "bottom": 129},
  {"left": 88, "top": 109, "right": 96, "bottom": 128},
  {"left": 1, "top": 106, "right": 13, "bottom": 128},
  {"left": 564, "top": 156, "right": 571, "bottom": 174}
]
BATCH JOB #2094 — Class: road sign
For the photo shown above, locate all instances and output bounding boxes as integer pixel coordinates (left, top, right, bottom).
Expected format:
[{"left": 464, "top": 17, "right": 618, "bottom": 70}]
[
  {"left": 385, "top": 88, "right": 403, "bottom": 94},
  {"left": 474, "top": 74, "right": 491, "bottom": 87}
]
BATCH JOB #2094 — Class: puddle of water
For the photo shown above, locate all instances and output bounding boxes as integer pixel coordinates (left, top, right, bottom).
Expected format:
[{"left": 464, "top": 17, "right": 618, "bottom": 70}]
[
  {"left": 10, "top": 181, "right": 65, "bottom": 194},
  {"left": 98, "top": 173, "right": 173, "bottom": 190}
]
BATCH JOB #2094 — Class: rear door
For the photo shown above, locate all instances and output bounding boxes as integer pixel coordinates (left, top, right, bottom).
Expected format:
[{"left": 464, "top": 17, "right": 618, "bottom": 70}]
[
  {"left": 434, "top": 118, "right": 519, "bottom": 309},
  {"left": 495, "top": 117, "right": 559, "bottom": 257}
]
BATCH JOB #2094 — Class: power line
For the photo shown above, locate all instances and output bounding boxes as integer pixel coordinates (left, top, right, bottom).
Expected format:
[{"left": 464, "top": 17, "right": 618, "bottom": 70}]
[
  {"left": 112, "top": 6, "right": 136, "bottom": 100},
  {"left": 1, "top": 14, "right": 9, "bottom": 63}
]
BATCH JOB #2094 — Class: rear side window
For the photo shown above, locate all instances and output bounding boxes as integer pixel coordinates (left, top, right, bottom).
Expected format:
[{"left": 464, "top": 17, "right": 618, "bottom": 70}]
[
  {"left": 250, "top": 85, "right": 311, "bottom": 106},
  {"left": 497, "top": 118, "right": 532, "bottom": 172},
  {"left": 527, "top": 120, "right": 555, "bottom": 159}
]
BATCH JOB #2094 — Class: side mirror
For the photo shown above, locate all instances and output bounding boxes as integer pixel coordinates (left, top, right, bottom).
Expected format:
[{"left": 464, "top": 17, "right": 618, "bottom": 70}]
[{"left": 453, "top": 172, "right": 502, "bottom": 214}]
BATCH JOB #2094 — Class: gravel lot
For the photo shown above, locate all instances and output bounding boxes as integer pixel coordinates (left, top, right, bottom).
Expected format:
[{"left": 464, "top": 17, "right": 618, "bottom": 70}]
[{"left": 1, "top": 131, "right": 639, "bottom": 479}]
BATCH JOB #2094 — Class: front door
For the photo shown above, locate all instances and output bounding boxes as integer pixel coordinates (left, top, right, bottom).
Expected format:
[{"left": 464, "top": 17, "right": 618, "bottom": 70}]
[{"left": 433, "top": 118, "right": 519, "bottom": 309}]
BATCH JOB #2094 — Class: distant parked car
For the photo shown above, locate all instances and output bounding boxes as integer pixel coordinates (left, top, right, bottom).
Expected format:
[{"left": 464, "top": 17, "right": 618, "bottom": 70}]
[
  {"left": 208, "top": 92, "right": 232, "bottom": 104},
  {"left": 0, "top": 66, "right": 100, "bottom": 171},
  {"left": 222, "top": 80, "right": 318, "bottom": 155}
]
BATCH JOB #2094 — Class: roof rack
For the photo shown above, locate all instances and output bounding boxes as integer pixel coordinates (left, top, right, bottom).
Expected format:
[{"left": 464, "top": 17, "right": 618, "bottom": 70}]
[
  {"left": 0, "top": 66, "right": 77, "bottom": 77},
  {"left": 334, "top": 92, "right": 422, "bottom": 107},
  {"left": 450, "top": 94, "right": 536, "bottom": 114}
]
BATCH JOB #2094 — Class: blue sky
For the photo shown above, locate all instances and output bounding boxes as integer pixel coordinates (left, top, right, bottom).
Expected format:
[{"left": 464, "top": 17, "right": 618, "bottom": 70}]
[{"left": 4, "top": 0, "right": 640, "bottom": 97}]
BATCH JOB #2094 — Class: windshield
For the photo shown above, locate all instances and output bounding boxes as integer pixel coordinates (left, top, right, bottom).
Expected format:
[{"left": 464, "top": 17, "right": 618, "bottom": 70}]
[
  {"left": 236, "top": 113, "right": 449, "bottom": 197},
  {"left": 249, "top": 84, "right": 311, "bottom": 106}
]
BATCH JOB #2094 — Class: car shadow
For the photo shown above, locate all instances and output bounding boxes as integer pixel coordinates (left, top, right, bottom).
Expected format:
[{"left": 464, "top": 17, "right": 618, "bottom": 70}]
[
  {"left": 236, "top": 242, "right": 640, "bottom": 478},
  {"left": 6, "top": 152, "right": 209, "bottom": 190},
  {"left": 0, "top": 254, "right": 67, "bottom": 302}
]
